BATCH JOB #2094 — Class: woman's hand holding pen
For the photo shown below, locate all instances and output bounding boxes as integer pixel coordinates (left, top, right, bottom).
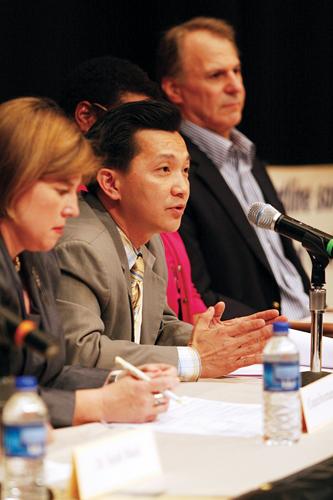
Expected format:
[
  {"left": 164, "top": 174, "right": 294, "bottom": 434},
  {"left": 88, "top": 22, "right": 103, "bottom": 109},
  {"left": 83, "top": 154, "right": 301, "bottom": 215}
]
[{"left": 100, "top": 363, "right": 179, "bottom": 423}]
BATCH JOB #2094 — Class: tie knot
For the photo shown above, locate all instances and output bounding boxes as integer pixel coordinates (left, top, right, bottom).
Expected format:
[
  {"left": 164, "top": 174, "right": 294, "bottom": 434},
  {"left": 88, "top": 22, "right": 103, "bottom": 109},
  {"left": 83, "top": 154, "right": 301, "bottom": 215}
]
[{"left": 131, "top": 253, "right": 144, "bottom": 281}]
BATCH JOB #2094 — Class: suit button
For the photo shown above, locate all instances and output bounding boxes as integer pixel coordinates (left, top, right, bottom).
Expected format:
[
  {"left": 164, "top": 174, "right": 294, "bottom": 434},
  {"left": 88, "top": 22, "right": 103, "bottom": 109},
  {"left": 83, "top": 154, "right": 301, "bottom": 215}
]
[{"left": 272, "top": 301, "right": 280, "bottom": 311}]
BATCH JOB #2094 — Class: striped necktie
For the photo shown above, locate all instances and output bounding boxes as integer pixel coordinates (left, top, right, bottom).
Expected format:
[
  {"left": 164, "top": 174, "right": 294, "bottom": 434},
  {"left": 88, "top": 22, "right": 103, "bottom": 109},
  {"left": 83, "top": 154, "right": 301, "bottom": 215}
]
[{"left": 130, "top": 253, "right": 144, "bottom": 341}]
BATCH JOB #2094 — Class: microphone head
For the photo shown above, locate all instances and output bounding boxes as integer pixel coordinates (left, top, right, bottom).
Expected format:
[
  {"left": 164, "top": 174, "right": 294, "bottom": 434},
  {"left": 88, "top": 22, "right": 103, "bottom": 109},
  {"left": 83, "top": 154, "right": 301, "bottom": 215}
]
[{"left": 248, "top": 202, "right": 280, "bottom": 229}]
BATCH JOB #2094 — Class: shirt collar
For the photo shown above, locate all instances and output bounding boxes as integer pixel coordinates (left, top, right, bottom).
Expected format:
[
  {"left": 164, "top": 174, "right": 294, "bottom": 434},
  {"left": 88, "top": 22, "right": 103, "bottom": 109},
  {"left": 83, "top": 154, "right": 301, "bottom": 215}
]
[
  {"left": 181, "top": 120, "right": 255, "bottom": 169},
  {"left": 117, "top": 227, "right": 142, "bottom": 269}
]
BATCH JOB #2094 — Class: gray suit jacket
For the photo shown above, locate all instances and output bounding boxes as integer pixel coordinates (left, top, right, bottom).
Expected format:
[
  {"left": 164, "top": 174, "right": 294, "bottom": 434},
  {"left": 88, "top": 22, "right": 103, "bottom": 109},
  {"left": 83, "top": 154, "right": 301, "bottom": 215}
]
[{"left": 55, "top": 193, "right": 192, "bottom": 369}]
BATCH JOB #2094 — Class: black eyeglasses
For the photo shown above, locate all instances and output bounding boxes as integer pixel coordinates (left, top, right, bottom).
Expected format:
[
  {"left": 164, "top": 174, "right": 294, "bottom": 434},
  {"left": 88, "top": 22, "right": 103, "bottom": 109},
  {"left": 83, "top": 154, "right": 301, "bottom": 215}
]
[{"left": 91, "top": 102, "right": 110, "bottom": 118}]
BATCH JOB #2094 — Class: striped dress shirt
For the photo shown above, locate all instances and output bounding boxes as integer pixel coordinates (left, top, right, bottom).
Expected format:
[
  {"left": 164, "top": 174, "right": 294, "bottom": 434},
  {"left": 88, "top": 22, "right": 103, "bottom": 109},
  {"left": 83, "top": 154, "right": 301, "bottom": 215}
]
[
  {"left": 118, "top": 227, "right": 201, "bottom": 380},
  {"left": 119, "top": 229, "right": 144, "bottom": 344}
]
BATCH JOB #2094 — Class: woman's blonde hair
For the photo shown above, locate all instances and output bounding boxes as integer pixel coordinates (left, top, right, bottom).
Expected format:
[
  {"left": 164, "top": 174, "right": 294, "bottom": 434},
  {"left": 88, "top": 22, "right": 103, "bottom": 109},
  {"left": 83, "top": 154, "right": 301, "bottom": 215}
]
[{"left": 0, "top": 96, "right": 100, "bottom": 217}]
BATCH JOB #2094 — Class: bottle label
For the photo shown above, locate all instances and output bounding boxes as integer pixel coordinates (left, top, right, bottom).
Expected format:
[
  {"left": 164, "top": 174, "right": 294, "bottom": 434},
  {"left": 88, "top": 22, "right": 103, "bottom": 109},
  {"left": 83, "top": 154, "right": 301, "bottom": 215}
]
[
  {"left": 3, "top": 423, "right": 46, "bottom": 458},
  {"left": 264, "top": 361, "right": 300, "bottom": 391}
]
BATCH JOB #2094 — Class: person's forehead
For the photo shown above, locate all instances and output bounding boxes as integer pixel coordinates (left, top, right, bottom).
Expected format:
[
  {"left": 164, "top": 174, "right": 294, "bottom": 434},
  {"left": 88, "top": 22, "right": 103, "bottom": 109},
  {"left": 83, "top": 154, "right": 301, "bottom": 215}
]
[
  {"left": 180, "top": 31, "right": 239, "bottom": 67},
  {"left": 133, "top": 129, "right": 188, "bottom": 158}
]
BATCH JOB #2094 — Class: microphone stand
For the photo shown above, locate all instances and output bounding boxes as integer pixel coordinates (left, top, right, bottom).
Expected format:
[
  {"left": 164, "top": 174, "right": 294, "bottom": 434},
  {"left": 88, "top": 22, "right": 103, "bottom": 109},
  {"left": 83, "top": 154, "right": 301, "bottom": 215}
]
[{"left": 301, "top": 234, "right": 331, "bottom": 386}]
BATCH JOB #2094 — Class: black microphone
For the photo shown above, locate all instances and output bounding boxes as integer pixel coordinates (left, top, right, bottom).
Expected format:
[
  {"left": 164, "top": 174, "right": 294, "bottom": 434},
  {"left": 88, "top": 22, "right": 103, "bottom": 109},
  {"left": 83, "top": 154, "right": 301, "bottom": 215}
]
[
  {"left": 248, "top": 202, "right": 333, "bottom": 259},
  {"left": 0, "top": 305, "right": 59, "bottom": 358}
]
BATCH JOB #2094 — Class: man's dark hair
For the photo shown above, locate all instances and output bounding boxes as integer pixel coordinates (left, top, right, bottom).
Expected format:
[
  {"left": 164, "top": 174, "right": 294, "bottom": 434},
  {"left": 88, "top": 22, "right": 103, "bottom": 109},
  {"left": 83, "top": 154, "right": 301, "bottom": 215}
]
[
  {"left": 59, "top": 55, "right": 161, "bottom": 115},
  {"left": 86, "top": 100, "right": 181, "bottom": 177}
]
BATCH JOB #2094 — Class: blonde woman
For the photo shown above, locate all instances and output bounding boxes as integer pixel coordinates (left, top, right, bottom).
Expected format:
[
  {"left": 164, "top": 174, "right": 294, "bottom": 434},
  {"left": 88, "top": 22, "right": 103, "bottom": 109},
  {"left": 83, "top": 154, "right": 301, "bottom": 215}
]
[{"left": 0, "top": 97, "right": 178, "bottom": 427}]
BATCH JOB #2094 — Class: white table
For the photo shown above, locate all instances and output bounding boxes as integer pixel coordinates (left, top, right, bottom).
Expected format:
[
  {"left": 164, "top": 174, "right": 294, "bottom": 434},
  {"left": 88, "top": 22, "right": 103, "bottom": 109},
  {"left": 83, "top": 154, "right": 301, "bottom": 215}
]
[{"left": 47, "top": 375, "right": 333, "bottom": 498}]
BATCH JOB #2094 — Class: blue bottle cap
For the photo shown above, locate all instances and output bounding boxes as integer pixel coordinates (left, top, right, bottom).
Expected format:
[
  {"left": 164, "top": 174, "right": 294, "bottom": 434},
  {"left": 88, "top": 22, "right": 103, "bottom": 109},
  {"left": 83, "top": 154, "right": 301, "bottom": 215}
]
[
  {"left": 15, "top": 376, "right": 37, "bottom": 390},
  {"left": 273, "top": 321, "right": 289, "bottom": 334}
]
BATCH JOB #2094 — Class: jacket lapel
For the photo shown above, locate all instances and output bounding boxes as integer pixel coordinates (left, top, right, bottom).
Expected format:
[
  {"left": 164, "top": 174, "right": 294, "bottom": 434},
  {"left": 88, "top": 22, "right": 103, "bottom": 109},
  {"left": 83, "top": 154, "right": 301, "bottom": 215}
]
[
  {"left": 83, "top": 193, "right": 132, "bottom": 292},
  {"left": 140, "top": 240, "right": 166, "bottom": 345},
  {"left": 252, "top": 159, "right": 283, "bottom": 211},
  {"left": 83, "top": 193, "right": 166, "bottom": 344}
]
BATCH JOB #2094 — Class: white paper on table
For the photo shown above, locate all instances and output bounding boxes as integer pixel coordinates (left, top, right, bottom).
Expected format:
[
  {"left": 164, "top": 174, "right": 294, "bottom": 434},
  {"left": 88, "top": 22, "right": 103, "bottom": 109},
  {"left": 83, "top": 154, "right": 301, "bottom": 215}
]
[
  {"left": 229, "top": 329, "right": 333, "bottom": 376},
  {"left": 108, "top": 397, "right": 262, "bottom": 438},
  {"left": 289, "top": 329, "right": 333, "bottom": 368},
  {"left": 230, "top": 364, "right": 319, "bottom": 377},
  {"left": 44, "top": 460, "right": 71, "bottom": 484}
]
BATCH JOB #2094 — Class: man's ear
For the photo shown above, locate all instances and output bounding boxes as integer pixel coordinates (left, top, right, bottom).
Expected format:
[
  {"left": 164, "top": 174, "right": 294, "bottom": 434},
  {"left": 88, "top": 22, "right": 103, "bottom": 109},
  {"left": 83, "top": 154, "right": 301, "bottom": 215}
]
[
  {"left": 161, "top": 77, "right": 184, "bottom": 105},
  {"left": 74, "top": 101, "right": 98, "bottom": 133},
  {"left": 96, "top": 168, "right": 121, "bottom": 200}
]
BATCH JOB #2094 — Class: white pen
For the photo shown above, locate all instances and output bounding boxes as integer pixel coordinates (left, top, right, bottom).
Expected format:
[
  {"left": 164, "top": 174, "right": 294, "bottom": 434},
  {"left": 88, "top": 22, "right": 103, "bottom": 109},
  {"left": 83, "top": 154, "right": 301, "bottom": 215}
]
[{"left": 115, "top": 355, "right": 183, "bottom": 403}]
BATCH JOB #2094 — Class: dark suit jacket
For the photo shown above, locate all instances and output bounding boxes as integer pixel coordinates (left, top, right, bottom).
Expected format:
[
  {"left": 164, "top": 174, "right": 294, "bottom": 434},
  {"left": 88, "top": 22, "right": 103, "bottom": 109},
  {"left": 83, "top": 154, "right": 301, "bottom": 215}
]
[
  {"left": 179, "top": 136, "right": 310, "bottom": 319},
  {"left": 0, "top": 237, "right": 108, "bottom": 427}
]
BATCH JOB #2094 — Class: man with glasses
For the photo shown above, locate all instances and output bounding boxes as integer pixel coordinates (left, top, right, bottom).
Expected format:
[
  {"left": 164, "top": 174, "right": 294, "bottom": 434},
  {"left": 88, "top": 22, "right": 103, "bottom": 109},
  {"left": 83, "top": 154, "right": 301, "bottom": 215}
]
[{"left": 59, "top": 55, "right": 161, "bottom": 132}]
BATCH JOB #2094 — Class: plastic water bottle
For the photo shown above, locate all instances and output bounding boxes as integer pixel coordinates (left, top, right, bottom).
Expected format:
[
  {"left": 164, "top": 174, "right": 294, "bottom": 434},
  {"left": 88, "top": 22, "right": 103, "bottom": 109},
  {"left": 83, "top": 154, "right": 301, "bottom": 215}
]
[
  {"left": 0, "top": 376, "right": 15, "bottom": 450},
  {"left": 263, "top": 322, "right": 301, "bottom": 445},
  {"left": 1, "top": 376, "right": 48, "bottom": 499}
]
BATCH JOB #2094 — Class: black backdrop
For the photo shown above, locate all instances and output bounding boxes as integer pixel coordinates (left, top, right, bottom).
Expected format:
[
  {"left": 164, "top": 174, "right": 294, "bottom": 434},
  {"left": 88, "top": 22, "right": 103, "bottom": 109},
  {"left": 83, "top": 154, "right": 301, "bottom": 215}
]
[{"left": 1, "top": 0, "right": 333, "bottom": 165}]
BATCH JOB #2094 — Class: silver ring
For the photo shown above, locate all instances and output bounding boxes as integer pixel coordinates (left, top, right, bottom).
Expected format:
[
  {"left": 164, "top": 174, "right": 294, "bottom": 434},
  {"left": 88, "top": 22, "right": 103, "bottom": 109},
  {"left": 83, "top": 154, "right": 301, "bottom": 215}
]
[{"left": 153, "top": 393, "right": 165, "bottom": 406}]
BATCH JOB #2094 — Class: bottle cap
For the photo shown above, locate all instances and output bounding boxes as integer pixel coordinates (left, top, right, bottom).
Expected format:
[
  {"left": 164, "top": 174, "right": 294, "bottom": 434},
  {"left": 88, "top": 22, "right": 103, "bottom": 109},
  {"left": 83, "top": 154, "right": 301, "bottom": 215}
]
[
  {"left": 15, "top": 376, "right": 37, "bottom": 390},
  {"left": 272, "top": 321, "right": 289, "bottom": 334}
]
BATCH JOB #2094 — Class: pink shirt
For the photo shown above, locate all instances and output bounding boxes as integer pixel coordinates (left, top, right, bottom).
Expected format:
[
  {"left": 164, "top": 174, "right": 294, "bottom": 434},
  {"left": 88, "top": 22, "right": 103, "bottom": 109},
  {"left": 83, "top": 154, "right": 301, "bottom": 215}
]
[{"left": 161, "top": 232, "right": 206, "bottom": 324}]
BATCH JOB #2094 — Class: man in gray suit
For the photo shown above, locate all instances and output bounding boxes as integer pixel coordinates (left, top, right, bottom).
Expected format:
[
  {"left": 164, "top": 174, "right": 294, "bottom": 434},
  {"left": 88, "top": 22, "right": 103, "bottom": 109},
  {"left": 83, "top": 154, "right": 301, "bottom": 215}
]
[{"left": 55, "top": 99, "right": 280, "bottom": 381}]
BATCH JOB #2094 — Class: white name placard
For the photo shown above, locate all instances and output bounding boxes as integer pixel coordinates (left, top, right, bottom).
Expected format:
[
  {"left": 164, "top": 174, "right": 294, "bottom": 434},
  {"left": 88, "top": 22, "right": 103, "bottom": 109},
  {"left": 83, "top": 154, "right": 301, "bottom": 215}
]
[
  {"left": 69, "top": 427, "right": 162, "bottom": 499},
  {"left": 300, "top": 373, "right": 333, "bottom": 433}
]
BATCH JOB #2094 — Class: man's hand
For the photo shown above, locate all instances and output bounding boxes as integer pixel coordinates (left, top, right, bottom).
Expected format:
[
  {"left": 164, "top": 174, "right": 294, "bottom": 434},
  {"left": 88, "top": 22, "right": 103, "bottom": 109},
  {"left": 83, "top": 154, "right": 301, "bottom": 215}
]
[
  {"left": 190, "top": 305, "right": 277, "bottom": 378},
  {"left": 208, "top": 301, "right": 286, "bottom": 327}
]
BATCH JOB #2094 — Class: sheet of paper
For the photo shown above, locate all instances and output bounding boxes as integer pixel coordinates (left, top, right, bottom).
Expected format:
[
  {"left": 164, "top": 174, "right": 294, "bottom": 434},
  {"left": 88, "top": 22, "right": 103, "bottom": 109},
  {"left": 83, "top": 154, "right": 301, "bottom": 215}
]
[
  {"left": 229, "top": 364, "right": 263, "bottom": 376},
  {"left": 108, "top": 397, "right": 262, "bottom": 438},
  {"left": 289, "top": 329, "right": 333, "bottom": 368},
  {"left": 229, "top": 364, "right": 321, "bottom": 377},
  {"left": 45, "top": 459, "right": 71, "bottom": 484}
]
